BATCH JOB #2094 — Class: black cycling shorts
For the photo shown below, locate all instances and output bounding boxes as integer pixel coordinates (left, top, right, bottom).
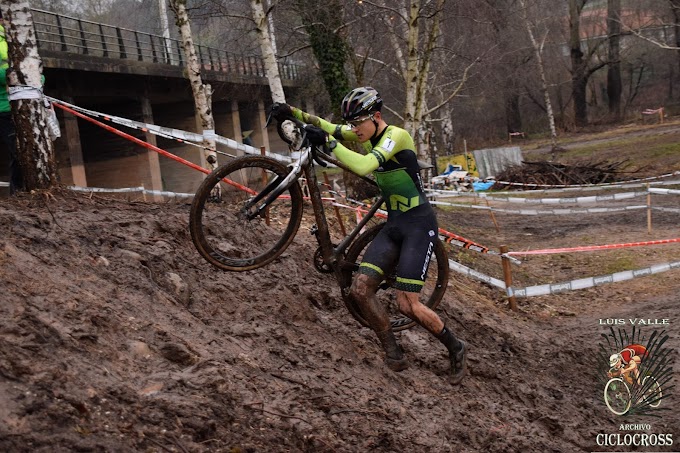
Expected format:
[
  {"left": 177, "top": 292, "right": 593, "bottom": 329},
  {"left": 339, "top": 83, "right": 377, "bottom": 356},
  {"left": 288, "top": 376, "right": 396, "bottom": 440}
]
[{"left": 358, "top": 205, "right": 438, "bottom": 293}]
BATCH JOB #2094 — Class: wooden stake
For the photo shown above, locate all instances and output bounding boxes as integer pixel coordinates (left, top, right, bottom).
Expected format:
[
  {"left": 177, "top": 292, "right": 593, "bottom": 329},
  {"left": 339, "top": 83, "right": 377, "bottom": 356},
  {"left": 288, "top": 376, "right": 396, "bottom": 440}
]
[
  {"left": 485, "top": 198, "right": 500, "bottom": 233},
  {"left": 646, "top": 182, "right": 652, "bottom": 234},
  {"left": 261, "top": 146, "right": 270, "bottom": 225},
  {"left": 500, "top": 245, "right": 517, "bottom": 312}
]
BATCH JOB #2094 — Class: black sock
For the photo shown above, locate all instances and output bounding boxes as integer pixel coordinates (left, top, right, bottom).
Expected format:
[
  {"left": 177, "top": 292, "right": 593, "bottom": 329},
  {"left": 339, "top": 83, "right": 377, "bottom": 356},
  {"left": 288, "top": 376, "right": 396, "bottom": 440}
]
[{"left": 439, "top": 326, "right": 462, "bottom": 354}]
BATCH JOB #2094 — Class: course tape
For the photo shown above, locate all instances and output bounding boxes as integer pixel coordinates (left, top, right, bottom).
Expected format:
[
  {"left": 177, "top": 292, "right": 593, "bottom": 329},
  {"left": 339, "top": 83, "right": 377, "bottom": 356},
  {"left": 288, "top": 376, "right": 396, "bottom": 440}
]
[
  {"left": 330, "top": 200, "right": 497, "bottom": 257},
  {"left": 508, "top": 260, "right": 680, "bottom": 298},
  {"left": 506, "top": 237, "right": 680, "bottom": 256},
  {"left": 653, "top": 206, "right": 680, "bottom": 213},
  {"left": 427, "top": 178, "right": 680, "bottom": 198},
  {"left": 431, "top": 200, "right": 647, "bottom": 215},
  {"left": 477, "top": 190, "right": 648, "bottom": 204},
  {"left": 68, "top": 185, "right": 194, "bottom": 198},
  {"left": 649, "top": 187, "right": 680, "bottom": 195},
  {"left": 492, "top": 171, "right": 680, "bottom": 190},
  {"left": 48, "top": 96, "right": 292, "bottom": 164},
  {"left": 448, "top": 259, "right": 506, "bottom": 289}
]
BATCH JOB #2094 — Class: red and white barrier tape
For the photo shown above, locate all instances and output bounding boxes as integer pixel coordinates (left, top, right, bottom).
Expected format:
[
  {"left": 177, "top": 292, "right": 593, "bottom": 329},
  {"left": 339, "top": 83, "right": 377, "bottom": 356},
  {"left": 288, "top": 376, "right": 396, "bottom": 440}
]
[
  {"left": 506, "top": 238, "right": 680, "bottom": 256},
  {"left": 48, "top": 96, "right": 292, "bottom": 164}
]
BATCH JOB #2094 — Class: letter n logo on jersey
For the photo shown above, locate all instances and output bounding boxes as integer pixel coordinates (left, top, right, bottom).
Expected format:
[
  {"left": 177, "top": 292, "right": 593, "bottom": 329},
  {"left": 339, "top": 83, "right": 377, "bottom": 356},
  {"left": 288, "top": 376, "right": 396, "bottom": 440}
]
[{"left": 389, "top": 195, "right": 420, "bottom": 212}]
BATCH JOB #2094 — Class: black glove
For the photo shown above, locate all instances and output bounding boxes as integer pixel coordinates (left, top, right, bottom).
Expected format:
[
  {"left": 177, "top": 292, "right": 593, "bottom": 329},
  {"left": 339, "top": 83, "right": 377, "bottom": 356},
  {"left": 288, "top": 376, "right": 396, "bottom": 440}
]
[
  {"left": 270, "top": 102, "right": 293, "bottom": 121},
  {"left": 304, "top": 125, "right": 328, "bottom": 147}
]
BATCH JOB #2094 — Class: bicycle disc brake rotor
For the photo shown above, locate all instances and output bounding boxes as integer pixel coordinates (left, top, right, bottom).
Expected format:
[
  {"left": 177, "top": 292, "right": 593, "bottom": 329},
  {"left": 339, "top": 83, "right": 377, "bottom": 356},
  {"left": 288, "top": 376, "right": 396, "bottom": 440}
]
[
  {"left": 277, "top": 120, "right": 304, "bottom": 148},
  {"left": 313, "top": 246, "right": 334, "bottom": 273}
]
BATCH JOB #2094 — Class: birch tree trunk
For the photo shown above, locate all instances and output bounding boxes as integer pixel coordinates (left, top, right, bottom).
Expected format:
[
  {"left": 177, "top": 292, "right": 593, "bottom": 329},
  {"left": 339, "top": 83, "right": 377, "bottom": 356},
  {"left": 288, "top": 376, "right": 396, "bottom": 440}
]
[
  {"left": 1, "top": 2, "right": 56, "bottom": 191},
  {"left": 403, "top": 0, "right": 445, "bottom": 162},
  {"left": 519, "top": 0, "right": 558, "bottom": 149},
  {"left": 251, "top": 0, "right": 285, "bottom": 102},
  {"left": 403, "top": 1, "right": 421, "bottom": 135},
  {"left": 168, "top": 0, "right": 217, "bottom": 172}
]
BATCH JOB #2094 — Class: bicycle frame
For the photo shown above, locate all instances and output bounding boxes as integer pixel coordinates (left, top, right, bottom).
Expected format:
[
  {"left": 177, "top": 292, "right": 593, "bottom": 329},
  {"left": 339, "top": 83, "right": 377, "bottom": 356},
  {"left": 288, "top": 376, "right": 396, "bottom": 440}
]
[{"left": 242, "top": 138, "right": 384, "bottom": 274}]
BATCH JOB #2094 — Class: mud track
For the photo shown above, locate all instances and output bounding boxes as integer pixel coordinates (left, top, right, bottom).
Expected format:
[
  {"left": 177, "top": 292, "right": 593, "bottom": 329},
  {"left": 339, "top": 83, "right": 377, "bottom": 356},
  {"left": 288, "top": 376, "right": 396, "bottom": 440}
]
[{"left": 0, "top": 186, "right": 678, "bottom": 452}]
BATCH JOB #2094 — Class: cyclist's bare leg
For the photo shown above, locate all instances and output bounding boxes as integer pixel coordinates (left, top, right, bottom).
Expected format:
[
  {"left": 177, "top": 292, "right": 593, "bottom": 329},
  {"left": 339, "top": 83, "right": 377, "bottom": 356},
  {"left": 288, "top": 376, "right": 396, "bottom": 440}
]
[
  {"left": 351, "top": 273, "right": 389, "bottom": 331},
  {"left": 397, "top": 290, "right": 468, "bottom": 385},
  {"left": 396, "top": 291, "right": 444, "bottom": 335},
  {"left": 351, "top": 274, "right": 408, "bottom": 371}
]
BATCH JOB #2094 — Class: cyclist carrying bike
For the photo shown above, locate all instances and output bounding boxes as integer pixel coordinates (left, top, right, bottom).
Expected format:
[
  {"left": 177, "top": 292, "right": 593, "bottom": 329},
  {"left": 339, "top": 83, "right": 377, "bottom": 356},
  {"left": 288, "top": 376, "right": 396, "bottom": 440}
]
[
  {"left": 271, "top": 87, "right": 467, "bottom": 385},
  {"left": 608, "top": 345, "right": 645, "bottom": 386}
]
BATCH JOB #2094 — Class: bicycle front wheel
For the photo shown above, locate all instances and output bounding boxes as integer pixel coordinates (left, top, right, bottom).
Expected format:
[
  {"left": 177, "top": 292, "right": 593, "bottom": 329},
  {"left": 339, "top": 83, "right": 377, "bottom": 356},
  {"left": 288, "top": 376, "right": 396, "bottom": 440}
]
[
  {"left": 190, "top": 156, "right": 303, "bottom": 271},
  {"left": 604, "top": 378, "right": 631, "bottom": 415},
  {"left": 339, "top": 223, "right": 450, "bottom": 332}
]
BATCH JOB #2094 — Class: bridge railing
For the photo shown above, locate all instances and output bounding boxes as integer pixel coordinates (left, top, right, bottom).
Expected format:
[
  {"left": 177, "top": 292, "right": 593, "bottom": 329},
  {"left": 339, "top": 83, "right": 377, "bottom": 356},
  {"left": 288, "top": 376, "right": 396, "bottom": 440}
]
[{"left": 31, "top": 8, "right": 300, "bottom": 80}]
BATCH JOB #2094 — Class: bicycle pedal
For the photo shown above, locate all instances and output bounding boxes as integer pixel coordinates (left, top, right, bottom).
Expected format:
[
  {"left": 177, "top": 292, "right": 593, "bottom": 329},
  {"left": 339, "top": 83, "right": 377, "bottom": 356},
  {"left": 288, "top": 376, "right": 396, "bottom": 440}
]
[{"left": 309, "top": 224, "right": 318, "bottom": 235}]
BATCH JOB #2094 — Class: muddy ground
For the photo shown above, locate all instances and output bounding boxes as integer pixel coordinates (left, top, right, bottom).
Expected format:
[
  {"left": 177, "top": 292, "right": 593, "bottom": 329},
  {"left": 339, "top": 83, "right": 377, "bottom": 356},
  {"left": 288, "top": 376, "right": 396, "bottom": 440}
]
[{"left": 1, "top": 136, "right": 679, "bottom": 452}]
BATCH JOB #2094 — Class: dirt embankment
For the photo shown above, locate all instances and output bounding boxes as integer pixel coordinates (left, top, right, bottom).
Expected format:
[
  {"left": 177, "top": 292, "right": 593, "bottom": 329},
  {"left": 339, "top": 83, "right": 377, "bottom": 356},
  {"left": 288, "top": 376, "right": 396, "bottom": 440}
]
[{"left": 0, "top": 186, "right": 678, "bottom": 452}]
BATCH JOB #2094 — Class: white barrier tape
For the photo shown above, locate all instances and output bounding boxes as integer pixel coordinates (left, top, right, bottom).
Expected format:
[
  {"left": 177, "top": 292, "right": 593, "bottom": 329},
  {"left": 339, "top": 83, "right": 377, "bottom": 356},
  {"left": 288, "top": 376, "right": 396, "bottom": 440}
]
[
  {"left": 477, "top": 190, "right": 648, "bottom": 204},
  {"left": 426, "top": 180, "right": 680, "bottom": 199},
  {"left": 8, "top": 85, "right": 43, "bottom": 101},
  {"left": 653, "top": 206, "right": 680, "bottom": 213},
  {"left": 431, "top": 199, "right": 647, "bottom": 215},
  {"left": 504, "top": 178, "right": 680, "bottom": 194},
  {"left": 649, "top": 187, "right": 680, "bottom": 195},
  {"left": 448, "top": 259, "right": 506, "bottom": 289},
  {"left": 0, "top": 181, "right": 8, "bottom": 187},
  {"left": 508, "top": 260, "right": 680, "bottom": 298},
  {"left": 47, "top": 96, "right": 292, "bottom": 164},
  {"left": 491, "top": 171, "right": 680, "bottom": 190},
  {"left": 68, "top": 185, "right": 194, "bottom": 198}
]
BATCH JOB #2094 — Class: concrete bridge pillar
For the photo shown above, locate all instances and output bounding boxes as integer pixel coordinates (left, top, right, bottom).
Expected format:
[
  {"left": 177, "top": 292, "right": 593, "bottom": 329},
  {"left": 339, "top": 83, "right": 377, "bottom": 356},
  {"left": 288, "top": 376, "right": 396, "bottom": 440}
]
[
  {"left": 140, "top": 97, "right": 163, "bottom": 201},
  {"left": 230, "top": 100, "right": 244, "bottom": 157},
  {"left": 61, "top": 95, "right": 87, "bottom": 188}
]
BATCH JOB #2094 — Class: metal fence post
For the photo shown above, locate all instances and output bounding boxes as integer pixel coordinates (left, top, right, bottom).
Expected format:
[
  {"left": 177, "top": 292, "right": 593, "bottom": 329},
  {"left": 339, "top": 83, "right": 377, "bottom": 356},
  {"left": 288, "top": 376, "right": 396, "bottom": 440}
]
[{"left": 116, "top": 27, "right": 127, "bottom": 59}]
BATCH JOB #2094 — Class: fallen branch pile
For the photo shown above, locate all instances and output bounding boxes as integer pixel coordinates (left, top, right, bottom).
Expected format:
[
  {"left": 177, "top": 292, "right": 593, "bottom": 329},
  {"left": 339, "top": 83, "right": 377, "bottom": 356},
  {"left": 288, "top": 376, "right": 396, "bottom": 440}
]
[{"left": 493, "top": 159, "right": 634, "bottom": 189}]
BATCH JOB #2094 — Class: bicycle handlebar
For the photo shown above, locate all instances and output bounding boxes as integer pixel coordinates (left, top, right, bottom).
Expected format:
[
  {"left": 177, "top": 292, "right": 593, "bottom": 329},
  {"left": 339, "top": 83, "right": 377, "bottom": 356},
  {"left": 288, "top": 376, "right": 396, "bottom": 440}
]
[{"left": 267, "top": 106, "right": 377, "bottom": 186}]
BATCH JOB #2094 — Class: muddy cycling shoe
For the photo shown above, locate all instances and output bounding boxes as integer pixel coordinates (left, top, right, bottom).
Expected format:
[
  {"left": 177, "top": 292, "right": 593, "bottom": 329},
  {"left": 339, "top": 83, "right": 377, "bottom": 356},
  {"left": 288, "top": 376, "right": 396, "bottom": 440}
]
[
  {"left": 376, "top": 329, "right": 409, "bottom": 372},
  {"left": 449, "top": 341, "right": 468, "bottom": 385}
]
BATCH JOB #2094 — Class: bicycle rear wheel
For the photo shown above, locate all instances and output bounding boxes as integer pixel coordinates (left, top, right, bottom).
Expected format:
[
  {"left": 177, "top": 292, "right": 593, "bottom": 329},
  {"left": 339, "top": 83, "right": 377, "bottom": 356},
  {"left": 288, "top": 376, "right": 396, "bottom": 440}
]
[
  {"left": 339, "top": 223, "right": 450, "bottom": 332},
  {"left": 190, "top": 156, "right": 303, "bottom": 271},
  {"left": 642, "top": 376, "right": 662, "bottom": 408}
]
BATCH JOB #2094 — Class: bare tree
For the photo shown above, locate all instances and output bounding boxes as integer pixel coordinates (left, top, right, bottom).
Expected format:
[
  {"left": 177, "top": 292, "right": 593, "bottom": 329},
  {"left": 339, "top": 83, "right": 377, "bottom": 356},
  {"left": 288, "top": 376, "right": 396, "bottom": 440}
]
[
  {"left": 519, "top": 0, "right": 558, "bottom": 148},
  {"left": 1, "top": 1, "right": 57, "bottom": 191},
  {"left": 168, "top": 0, "right": 218, "bottom": 173},
  {"left": 607, "top": 0, "right": 622, "bottom": 121},
  {"left": 569, "top": 0, "right": 608, "bottom": 127},
  {"left": 250, "top": 0, "right": 285, "bottom": 102}
]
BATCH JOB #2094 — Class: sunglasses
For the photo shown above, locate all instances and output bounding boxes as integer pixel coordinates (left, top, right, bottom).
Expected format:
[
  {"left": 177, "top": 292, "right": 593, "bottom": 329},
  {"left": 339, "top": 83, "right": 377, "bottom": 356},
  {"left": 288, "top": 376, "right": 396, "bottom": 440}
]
[{"left": 346, "top": 114, "right": 373, "bottom": 128}]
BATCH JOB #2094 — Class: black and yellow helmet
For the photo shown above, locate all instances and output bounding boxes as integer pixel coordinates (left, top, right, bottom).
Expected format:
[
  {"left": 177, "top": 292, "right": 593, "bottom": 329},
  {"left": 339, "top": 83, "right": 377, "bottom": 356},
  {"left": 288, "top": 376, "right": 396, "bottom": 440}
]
[{"left": 340, "top": 86, "right": 383, "bottom": 121}]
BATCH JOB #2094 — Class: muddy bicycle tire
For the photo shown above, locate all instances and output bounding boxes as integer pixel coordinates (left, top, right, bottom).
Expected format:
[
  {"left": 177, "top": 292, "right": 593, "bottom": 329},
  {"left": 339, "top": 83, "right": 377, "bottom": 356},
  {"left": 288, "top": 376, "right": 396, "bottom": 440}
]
[
  {"left": 190, "top": 156, "right": 304, "bottom": 271},
  {"left": 339, "top": 223, "right": 449, "bottom": 331}
]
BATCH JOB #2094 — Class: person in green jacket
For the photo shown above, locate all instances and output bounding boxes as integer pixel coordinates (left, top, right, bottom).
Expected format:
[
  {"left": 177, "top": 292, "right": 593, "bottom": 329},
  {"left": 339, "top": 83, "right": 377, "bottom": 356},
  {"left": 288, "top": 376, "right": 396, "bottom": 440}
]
[
  {"left": 271, "top": 87, "right": 468, "bottom": 385},
  {"left": 0, "top": 20, "right": 22, "bottom": 195}
]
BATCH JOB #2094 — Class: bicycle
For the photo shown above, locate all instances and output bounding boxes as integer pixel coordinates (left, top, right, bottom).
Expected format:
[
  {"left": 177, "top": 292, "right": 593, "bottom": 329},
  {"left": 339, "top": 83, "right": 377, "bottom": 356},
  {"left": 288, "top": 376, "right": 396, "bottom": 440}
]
[
  {"left": 603, "top": 369, "right": 663, "bottom": 415},
  {"left": 189, "top": 113, "right": 450, "bottom": 331}
]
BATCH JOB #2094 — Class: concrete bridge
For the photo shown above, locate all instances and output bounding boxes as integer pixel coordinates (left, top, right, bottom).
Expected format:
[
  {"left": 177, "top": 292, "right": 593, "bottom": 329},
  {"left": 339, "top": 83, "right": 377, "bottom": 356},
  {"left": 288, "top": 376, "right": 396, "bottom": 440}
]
[{"left": 1, "top": 8, "right": 307, "bottom": 196}]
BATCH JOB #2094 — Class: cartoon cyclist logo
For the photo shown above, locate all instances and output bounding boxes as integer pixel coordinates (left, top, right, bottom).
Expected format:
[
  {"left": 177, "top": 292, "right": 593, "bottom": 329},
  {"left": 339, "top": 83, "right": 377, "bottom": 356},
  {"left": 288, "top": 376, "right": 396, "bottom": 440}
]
[
  {"left": 597, "top": 327, "right": 673, "bottom": 417},
  {"left": 608, "top": 344, "right": 646, "bottom": 387}
]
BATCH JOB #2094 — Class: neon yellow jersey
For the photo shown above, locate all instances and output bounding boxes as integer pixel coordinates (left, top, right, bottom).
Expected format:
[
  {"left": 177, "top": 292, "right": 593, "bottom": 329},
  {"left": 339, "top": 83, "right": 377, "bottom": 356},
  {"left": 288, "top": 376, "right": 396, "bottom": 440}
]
[{"left": 292, "top": 108, "right": 428, "bottom": 216}]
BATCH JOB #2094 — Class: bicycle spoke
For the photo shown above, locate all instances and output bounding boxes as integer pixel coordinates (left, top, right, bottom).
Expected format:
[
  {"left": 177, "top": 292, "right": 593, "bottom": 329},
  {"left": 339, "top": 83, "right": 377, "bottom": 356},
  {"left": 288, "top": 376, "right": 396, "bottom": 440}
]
[{"left": 190, "top": 156, "right": 303, "bottom": 271}]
